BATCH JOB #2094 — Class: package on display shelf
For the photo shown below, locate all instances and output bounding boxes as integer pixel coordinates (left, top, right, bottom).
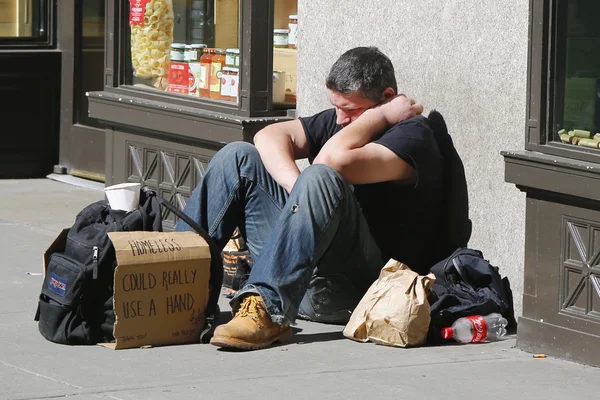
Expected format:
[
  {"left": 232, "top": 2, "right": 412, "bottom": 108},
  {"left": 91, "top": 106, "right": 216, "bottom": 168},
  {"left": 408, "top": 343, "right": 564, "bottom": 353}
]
[{"left": 129, "top": 0, "right": 174, "bottom": 88}]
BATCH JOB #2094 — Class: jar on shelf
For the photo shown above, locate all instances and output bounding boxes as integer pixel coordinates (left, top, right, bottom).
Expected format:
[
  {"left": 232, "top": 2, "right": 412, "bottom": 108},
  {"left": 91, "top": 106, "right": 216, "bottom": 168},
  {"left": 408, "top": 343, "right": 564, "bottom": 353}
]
[
  {"left": 220, "top": 67, "right": 232, "bottom": 99},
  {"left": 189, "top": 44, "right": 207, "bottom": 62},
  {"left": 169, "top": 43, "right": 186, "bottom": 62},
  {"left": 273, "top": 29, "right": 289, "bottom": 48},
  {"left": 167, "top": 43, "right": 189, "bottom": 94},
  {"left": 184, "top": 45, "right": 192, "bottom": 63},
  {"left": 188, "top": 45, "right": 206, "bottom": 97},
  {"left": 225, "top": 48, "right": 239, "bottom": 68},
  {"left": 288, "top": 15, "right": 298, "bottom": 49}
]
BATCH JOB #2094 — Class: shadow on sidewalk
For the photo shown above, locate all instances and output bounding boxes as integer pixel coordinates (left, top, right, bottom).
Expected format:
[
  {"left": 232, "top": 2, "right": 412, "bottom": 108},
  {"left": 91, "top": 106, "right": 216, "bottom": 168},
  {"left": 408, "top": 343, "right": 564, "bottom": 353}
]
[
  {"left": 210, "top": 310, "right": 345, "bottom": 349},
  {"left": 289, "top": 329, "right": 344, "bottom": 345}
]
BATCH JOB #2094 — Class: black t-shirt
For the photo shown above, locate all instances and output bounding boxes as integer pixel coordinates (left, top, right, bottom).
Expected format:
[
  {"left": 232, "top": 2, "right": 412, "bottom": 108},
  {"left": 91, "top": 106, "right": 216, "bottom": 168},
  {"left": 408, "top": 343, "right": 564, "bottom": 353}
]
[{"left": 299, "top": 108, "right": 444, "bottom": 273}]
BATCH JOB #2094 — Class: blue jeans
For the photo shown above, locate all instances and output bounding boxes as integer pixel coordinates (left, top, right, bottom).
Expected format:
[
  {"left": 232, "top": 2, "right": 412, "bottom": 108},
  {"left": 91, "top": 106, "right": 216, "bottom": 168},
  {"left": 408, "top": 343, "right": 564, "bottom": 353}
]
[{"left": 175, "top": 142, "right": 384, "bottom": 326}]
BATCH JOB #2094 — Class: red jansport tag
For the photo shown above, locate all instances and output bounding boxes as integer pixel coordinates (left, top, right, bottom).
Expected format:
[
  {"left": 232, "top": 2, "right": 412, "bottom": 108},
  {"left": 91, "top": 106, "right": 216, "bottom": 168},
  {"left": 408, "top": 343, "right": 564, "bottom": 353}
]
[
  {"left": 467, "top": 315, "right": 488, "bottom": 343},
  {"left": 130, "top": 0, "right": 150, "bottom": 26}
]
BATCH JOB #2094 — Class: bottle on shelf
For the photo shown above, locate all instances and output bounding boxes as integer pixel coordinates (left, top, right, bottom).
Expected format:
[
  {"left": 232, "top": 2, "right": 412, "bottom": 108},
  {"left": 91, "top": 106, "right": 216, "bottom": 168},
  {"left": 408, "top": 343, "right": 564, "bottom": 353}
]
[
  {"left": 288, "top": 15, "right": 298, "bottom": 49},
  {"left": 441, "top": 313, "right": 508, "bottom": 344},
  {"left": 199, "top": 48, "right": 214, "bottom": 98},
  {"left": 210, "top": 49, "right": 226, "bottom": 100},
  {"left": 188, "top": 44, "right": 206, "bottom": 97}
]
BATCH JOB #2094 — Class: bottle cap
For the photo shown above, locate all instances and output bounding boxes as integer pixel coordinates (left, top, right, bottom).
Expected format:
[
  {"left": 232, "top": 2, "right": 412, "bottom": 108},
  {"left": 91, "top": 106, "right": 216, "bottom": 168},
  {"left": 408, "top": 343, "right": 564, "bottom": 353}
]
[{"left": 441, "top": 327, "right": 453, "bottom": 339}]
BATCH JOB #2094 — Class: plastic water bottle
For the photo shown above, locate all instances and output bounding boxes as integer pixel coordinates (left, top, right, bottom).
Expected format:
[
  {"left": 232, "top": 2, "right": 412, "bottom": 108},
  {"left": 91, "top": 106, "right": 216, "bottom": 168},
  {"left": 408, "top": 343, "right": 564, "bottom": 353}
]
[{"left": 441, "top": 313, "right": 508, "bottom": 343}]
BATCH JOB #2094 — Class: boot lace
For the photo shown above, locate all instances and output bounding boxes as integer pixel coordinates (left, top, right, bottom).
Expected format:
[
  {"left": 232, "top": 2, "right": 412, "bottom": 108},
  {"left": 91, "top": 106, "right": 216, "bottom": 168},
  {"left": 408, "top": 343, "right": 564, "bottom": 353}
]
[{"left": 236, "top": 295, "right": 264, "bottom": 320}]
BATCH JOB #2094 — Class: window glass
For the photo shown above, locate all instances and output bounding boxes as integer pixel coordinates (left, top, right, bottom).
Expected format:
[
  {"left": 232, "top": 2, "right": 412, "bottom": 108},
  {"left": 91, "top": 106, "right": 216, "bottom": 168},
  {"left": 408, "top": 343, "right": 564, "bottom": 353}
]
[
  {"left": 76, "top": 0, "right": 105, "bottom": 128},
  {"left": 273, "top": 0, "right": 297, "bottom": 108},
  {"left": 0, "top": 0, "right": 47, "bottom": 39},
  {"left": 125, "top": 0, "right": 240, "bottom": 103},
  {"left": 82, "top": 0, "right": 104, "bottom": 40},
  {"left": 552, "top": 0, "right": 600, "bottom": 149}
]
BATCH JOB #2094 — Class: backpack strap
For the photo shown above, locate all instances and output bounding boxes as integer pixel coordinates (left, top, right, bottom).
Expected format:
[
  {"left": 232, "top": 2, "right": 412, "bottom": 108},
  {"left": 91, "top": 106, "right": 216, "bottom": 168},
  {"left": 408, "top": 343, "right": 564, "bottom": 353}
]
[{"left": 151, "top": 193, "right": 223, "bottom": 343}]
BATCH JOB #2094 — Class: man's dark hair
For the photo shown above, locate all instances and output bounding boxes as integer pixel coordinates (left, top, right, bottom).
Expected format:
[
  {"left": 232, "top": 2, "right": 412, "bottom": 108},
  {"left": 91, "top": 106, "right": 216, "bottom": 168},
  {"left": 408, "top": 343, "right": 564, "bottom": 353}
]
[{"left": 326, "top": 46, "right": 397, "bottom": 102}]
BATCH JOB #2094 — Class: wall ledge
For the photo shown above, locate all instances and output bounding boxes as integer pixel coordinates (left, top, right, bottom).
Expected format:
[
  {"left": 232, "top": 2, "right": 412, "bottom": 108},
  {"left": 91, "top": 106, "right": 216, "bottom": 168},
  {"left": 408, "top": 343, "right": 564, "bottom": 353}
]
[{"left": 503, "top": 150, "right": 600, "bottom": 201}]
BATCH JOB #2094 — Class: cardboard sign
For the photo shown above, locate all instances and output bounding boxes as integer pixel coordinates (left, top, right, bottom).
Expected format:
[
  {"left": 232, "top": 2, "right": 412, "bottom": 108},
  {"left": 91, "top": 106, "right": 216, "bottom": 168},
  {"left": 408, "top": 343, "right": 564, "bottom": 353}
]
[{"left": 105, "top": 231, "right": 211, "bottom": 350}]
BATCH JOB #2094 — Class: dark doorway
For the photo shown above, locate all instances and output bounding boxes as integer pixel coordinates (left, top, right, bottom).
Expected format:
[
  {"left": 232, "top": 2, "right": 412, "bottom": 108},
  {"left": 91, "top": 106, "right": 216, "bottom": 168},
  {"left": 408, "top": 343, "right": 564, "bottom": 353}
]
[
  {"left": 58, "top": 0, "right": 106, "bottom": 182},
  {"left": 0, "top": 0, "right": 60, "bottom": 179}
]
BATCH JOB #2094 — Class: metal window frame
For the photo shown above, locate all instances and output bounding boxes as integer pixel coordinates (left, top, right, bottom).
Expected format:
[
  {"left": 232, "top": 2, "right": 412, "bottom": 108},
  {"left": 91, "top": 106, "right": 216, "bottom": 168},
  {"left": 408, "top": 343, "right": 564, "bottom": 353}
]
[
  {"left": 0, "top": 0, "right": 56, "bottom": 49},
  {"left": 99, "top": 0, "right": 284, "bottom": 118},
  {"left": 525, "top": 0, "right": 600, "bottom": 163}
]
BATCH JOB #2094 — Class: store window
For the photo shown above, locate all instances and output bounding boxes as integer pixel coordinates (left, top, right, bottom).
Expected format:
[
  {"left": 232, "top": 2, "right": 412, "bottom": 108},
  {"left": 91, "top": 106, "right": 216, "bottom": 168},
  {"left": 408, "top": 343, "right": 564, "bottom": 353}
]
[
  {"left": 123, "top": 0, "right": 297, "bottom": 109},
  {"left": 0, "top": 0, "right": 51, "bottom": 45},
  {"left": 125, "top": 0, "right": 240, "bottom": 102},
  {"left": 550, "top": 0, "right": 600, "bottom": 152},
  {"left": 273, "top": 0, "right": 297, "bottom": 107},
  {"left": 76, "top": 0, "right": 105, "bottom": 129}
]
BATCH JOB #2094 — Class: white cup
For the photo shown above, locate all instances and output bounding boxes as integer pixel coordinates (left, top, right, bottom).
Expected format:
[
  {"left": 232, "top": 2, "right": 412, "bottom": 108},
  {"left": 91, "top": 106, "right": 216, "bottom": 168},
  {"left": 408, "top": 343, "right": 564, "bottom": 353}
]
[
  {"left": 272, "top": 70, "right": 286, "bottom": 103},
  {"left": 104, "top": 182, "right": 141, "bottom": 212}
]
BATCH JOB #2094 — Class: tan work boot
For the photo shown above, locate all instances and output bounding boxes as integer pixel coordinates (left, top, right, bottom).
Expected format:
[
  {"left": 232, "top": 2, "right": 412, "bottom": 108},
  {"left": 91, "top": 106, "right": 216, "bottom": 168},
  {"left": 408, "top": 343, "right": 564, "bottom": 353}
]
[{"left": 210, "top": 294, "right": 292, "bottom": 350}]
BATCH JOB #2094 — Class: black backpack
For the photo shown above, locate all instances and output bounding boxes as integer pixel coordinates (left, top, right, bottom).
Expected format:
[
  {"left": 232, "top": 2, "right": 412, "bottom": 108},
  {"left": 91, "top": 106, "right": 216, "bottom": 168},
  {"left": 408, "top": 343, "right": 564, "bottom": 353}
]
[
  {"left": 426, "top": 247, "right": 517, "bottom": 344},
  {"left": 35, "top": 189, "right": 222, "bottom": 345}
]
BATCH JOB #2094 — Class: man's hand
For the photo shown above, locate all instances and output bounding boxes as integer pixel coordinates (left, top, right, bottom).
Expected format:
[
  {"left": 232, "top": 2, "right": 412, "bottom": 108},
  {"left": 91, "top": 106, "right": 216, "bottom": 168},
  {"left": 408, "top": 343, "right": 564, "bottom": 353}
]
[{"left": 371, "top": 94, "right": 423, "bottom": 127}]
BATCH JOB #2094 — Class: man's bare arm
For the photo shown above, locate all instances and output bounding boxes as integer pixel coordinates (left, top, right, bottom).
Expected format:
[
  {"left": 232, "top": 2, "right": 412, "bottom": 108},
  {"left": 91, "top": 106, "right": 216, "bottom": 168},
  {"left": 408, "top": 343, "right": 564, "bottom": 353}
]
[
  {"left": 253, "top": 119, "right": 310, "bottom": 193},
  {"left": 313, "top": 95, "right": 423, "bottom": 184}
]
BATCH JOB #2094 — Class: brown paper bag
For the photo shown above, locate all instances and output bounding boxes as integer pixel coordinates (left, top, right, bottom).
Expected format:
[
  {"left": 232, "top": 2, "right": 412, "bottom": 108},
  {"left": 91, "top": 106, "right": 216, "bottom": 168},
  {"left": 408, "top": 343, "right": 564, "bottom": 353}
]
[{"left": 343, "top": 259, "right": 436, "bottom": 347}]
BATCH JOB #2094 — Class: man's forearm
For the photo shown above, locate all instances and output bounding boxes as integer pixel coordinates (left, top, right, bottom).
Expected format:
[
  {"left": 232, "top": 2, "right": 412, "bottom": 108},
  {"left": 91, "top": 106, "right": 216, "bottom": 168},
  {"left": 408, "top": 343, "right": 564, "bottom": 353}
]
[
  {"left": 313, "top": 108, "right": 388, "bottom": 165},
  {"left": 254, "top": 128, "right": 301, "bottom": 193},
  {"left": 313, "top": 95, "right": 422, "bottom": 167}
]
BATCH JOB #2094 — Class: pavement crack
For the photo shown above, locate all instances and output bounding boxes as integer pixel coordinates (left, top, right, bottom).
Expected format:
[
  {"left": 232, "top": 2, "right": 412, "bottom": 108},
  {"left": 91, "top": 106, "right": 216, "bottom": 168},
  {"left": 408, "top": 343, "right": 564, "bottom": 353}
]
[{"left": 0, "top": 360, "right": 83, "bottom": 389}]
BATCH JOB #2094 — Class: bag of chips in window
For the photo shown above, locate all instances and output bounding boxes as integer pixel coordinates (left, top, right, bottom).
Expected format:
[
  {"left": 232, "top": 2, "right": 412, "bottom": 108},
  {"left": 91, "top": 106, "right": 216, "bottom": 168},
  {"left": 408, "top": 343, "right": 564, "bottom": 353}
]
[{"left": 129, "top": 0, "right": 174, "bottom": 86}]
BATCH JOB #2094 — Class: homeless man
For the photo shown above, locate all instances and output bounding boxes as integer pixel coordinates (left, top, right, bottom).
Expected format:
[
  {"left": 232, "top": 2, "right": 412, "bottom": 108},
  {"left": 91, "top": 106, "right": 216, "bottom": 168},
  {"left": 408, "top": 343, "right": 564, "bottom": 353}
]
[{"left": 175, "top": 46, "right": 444, "bottom": 350}]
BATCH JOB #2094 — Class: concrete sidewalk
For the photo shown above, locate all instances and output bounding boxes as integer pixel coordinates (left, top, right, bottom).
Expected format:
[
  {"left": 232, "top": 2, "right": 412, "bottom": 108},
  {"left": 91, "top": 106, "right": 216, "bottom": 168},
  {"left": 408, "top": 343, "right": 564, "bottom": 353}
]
[{"left": 1, "top": 179, "right": 598, "bottom": 400}]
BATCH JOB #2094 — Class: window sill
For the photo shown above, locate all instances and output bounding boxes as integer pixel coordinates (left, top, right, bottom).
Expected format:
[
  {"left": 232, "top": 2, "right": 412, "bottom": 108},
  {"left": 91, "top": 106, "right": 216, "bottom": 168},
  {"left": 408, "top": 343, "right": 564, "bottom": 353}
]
[
  {"left": 502, "top": 150, "right": 600, "bottom": 201},
  {"left": 88, "top": 90, "right": 293, "bottom": 144}
]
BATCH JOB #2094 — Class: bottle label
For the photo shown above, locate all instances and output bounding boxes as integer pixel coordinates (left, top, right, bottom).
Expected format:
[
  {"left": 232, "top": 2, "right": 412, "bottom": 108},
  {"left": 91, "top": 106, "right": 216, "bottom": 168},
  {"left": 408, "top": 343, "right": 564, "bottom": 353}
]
[
  {"left": 288, "top": 22, "right": 298, "bottom": 45},
  {"left": 231, "top": 74, "right": 239, "bottom": 100},
  {"left": 210, "top": 62, "right": 223, "bottom": 92},
  {"left": 226, "top": 54, "right": 235, "bottom": 67},
  {"left": 199, "top": 64, "right": 209, "bottom": 90},
  {"left": 188, "top": 62, "right": 202, "bottom": 96},
  {"left": 273, "top": 33, "right": 288, "bottom": 47},
  {"left": 467, "top": 316, "right": 488, "bottom": 343},
  {"left": 167, "top": 62, "right": 189, "bottom": 94},
  {"left": 220, "top": 73, "right": 231, "bottom": 97}
]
